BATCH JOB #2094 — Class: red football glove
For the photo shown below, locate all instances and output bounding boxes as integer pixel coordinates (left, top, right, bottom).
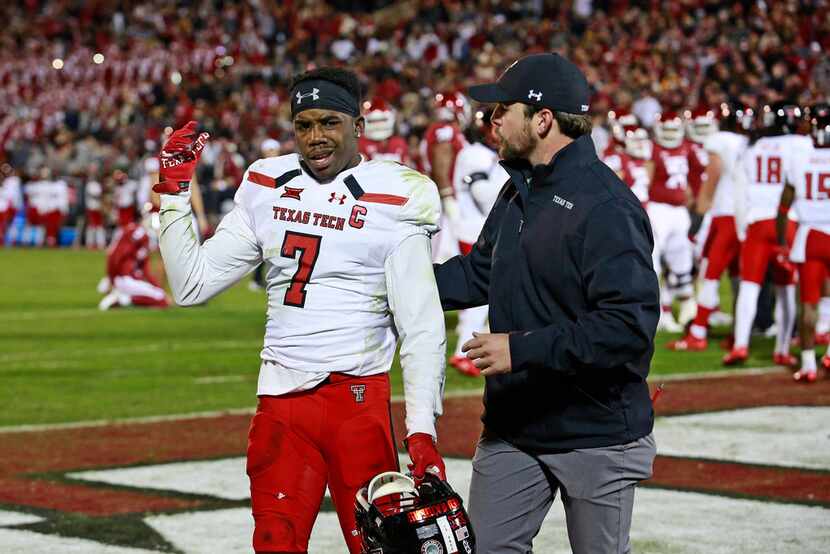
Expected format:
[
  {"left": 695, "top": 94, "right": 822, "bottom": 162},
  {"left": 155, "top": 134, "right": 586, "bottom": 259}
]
[
  {"left": 772, "top": 244, "right": 795, "bottom": 274},
  {"left": 405, "top": 433, "right": 446, "bottom": 482},
  {"left": 153, "top": 120, "right": 210, "bottom": 194}
]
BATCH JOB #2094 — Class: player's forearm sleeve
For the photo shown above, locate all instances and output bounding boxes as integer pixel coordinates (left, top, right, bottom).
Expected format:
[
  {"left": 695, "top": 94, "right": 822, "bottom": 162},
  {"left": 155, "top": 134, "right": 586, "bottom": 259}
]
[
  {"left": 386, "top": 233, "right": 447, "bottom": 439},
  {"left": 158, "top": 192, "right": 261, "bottom": 306}
]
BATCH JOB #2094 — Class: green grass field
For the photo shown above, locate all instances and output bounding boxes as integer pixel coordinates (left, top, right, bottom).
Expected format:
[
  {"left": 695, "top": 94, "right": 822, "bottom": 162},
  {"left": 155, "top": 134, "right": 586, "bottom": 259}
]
[{"left": 0, "top": 248, "right": 776, "bottom": 427}]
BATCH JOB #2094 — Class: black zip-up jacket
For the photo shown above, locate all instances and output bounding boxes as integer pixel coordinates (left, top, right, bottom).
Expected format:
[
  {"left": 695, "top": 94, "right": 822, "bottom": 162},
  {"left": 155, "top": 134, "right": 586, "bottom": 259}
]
[{"left": 435, "top": 134, "right": 659, "bottom": 453}]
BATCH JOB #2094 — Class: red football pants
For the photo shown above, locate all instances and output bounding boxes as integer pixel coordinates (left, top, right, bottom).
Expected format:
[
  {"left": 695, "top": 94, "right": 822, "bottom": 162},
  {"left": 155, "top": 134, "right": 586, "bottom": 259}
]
[
  {"left": 247, "top": 372, "right": 398, "bottom": 553},
  {"left": 799, "top": 230, "right": 830, "bottom": 304},
  {"left": 740, "top": 219, "right": 797, "bottom": 285},
  {"left": 118, "top": 207, "right": 135, "bottom": 226},
  {"left": 701, "top": 215, "right": 741, "bottom": 280}
]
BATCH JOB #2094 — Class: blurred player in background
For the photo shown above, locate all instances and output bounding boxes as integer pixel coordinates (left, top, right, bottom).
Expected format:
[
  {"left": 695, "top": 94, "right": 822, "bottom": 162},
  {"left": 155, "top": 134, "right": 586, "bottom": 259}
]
[
  {"left": 669, "top": 103, "right": 752, "bottom": 351},
  {"left": 23, "top": 169, "right": 49, "bottom": 246},
  {"left": 684, "top": 106, "right": 716, "bottom": 201},
  {"left": 113, "top": 170, "right": 138, "bottom": 227},
  {"left": 649, "top": 110, "right": 707, "bottom": 332},
  {"left": 723, "top": 102, "right": 810, "bottom": 366},
  {"left": 84, "top": 164, "right": 106, "bottom": 249},
  {"left": 447, "top": 107, "right": 508, "bottom": 377},
  {"left": 42, "top": 174, "right": 69, "bottom": 247},
  {"left": 359, "top": 97, "right": 412, "bottom": 166},
  {"left": 98, "top": 212, "right": 169, "bottom": 311},
  {"left": 777, "top": 103, "right": 830, "bottom": 382},
  {"left": 0, "top": 164, "right": 22, "bottom": 245},
  {"left": 423, "top": 90, "right": 470, "bottom": 262},
  {"left": 154, "top": 67, "right": 447, "bottom": 554},
  {"left": 603, "top": 110, "right": 651, "bottom": 205}
]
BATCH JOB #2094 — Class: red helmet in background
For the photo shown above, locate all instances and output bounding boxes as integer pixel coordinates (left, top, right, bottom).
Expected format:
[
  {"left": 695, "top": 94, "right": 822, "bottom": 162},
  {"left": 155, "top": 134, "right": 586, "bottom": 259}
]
[
  {"left": 684, "top": 106, "right": 717, "bottom": 143},
  {"left": 363, "top": 97, "right": 396, "bottom": 141},
  {"left": 653, "top": 111, "right": 685, "bottom": 148},
  {"left": 434, "top": 91, "right": 472, "bottom": 130}
]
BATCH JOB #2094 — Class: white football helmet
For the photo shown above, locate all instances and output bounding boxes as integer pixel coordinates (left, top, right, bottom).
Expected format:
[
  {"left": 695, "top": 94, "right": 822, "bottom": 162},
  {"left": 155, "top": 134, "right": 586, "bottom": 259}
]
[
  {"left": 653, "top": 111, "right": 685, "bottom": 148},
  {"left": 684, "top": 107, "right": 717, "bottom": 143},
  {"left": 363, "top": 97, "right": 396, "bottom": 141},
  {"left": 625, "top": 127, "right": 652, "bottom": 159}
]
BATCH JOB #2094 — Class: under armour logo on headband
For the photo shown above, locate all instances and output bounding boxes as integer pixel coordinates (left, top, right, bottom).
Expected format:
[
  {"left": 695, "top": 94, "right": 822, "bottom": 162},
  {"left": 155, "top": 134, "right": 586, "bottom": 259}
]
[
  {"left": 295, "top": 88, "right": 320, "bottom": 105},
  {"left": 528, "top": 90, "right": 543, "bottom": 101}
]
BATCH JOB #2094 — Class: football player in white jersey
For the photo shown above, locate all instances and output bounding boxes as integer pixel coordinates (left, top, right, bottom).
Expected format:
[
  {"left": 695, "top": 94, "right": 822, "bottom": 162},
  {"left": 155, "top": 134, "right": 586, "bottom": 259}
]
[
  {"left": 777, "top": 103, "right": 830, "bottom": 382},
  {"left": 154, "top": 67, "right": 447, "bottom": 554},
  {"left": 447, "top": 107, "right": 509, "bottom": 377},
  {"left": 724, "top": 102, "right": 811, "bottom": 366},
  {"left": 668, "top": 103, "right": 752, "bottom": 351}
]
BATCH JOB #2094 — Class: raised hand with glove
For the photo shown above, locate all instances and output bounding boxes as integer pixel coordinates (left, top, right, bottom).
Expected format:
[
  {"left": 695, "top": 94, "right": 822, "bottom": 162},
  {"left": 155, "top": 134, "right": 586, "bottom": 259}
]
[
  {"left": 405, "top": 432, "right": 446, "bottom": 482},
  {"left": 153, "top": 121, "right": 210, "bottom": 195}
]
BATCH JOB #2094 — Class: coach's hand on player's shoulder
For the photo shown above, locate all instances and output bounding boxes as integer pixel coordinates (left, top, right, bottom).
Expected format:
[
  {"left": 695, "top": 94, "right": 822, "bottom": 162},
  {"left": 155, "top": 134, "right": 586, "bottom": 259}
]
[
  {"left": 462, "top": 331, "right": 512, "bottom": 376},
  {"left": 153, "top": 120, "right": 210, "bottom": 195}
]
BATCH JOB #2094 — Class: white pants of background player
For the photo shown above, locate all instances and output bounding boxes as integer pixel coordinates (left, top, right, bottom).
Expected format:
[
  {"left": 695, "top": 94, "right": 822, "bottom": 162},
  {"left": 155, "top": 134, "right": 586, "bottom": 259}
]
[
  {"left": 452, "top": 211, "right": 490, "bottom": 358},
  {"left": 648, "top": 203, "right": 695, "bottom": 320}
]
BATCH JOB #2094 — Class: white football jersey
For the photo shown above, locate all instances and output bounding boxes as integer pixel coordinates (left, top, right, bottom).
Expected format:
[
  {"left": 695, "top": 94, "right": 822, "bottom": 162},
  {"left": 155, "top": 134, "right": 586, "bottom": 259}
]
[
  {"left": 159, "top": 154, "right": 446, "bottom": 437},
  {"left": 114, "top": 180, "right": 138, "bottom": 208},
  {"left": 25, "top": 180, "right": 49, "bottom": 214},
  {"left": 790, "top": 144, "right": 830, "bottom": 233},
  {"left": 85, "top": 180, "right": 103, "bottom": 211},
  {"left": 741, "top": 134, "right": 812, "bottom": 224},
  {"left": 704, "top": 131, "right": 748, "bottom": 216},
  {"left": 0, "top": 175, "right": 22, "bottom": 212},
  {"left": 451, "top": 142, "right": 507, "bottom": 244}
]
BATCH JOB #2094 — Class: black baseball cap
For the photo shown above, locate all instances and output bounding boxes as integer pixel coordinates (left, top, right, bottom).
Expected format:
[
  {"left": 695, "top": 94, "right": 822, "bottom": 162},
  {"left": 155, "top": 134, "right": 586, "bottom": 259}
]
[{"left": 468, "top": 53, "right": 591, "bottom": 115}]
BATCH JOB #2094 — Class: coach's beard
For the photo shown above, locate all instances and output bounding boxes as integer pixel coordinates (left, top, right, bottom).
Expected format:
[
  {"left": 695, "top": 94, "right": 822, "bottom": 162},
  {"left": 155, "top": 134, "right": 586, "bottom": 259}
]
[{"left": 496, "top": 126, "right": 536, "bottom": 163}]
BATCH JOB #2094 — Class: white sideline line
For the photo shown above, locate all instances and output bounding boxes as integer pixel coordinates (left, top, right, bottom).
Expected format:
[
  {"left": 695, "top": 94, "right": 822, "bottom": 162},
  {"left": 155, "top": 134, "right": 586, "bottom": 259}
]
[{"left": 0, "top": 366, "right": 787, "bottom": 434}]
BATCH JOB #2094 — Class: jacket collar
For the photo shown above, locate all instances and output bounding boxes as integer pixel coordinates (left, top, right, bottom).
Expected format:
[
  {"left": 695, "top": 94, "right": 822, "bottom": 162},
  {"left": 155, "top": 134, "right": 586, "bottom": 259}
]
[{"left": 500, "top": 134, "right": 597, "bottom": 189}]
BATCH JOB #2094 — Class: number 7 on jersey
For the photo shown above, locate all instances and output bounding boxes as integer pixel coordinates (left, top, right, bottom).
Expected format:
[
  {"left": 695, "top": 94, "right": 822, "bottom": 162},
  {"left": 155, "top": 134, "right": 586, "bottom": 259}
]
[{"left": 280, "top": 231, "right": 322, "bottom": 308}]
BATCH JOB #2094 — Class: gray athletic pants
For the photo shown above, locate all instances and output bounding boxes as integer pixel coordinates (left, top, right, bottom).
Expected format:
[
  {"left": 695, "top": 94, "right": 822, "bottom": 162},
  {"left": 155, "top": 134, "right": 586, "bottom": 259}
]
[{"left": 468, "top": 432, "right": 656, "bottom": 554}]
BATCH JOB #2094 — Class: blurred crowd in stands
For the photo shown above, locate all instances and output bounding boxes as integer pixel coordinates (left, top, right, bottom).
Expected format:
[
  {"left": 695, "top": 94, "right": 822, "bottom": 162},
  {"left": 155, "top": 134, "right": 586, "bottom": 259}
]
[{"left": 1, "top": 0, "right": 829, "bottom": 246}]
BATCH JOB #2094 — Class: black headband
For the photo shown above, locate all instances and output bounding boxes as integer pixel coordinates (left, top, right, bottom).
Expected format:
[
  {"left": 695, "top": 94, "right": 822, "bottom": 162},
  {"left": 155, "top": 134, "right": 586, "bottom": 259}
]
[{"left": 290, "top": 79, "right": 360, "bottom": 118}]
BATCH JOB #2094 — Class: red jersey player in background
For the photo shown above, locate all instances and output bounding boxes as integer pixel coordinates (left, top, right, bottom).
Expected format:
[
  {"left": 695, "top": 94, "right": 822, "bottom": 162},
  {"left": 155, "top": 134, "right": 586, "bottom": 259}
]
[
  {"left": 422, "top": 90, "right": 470, "bottom": 262},
  {"left": 777, "top": 103, "right": 830, "bottom": 382},
  {"left": 97, "top": 214, "right": 169, "bottom": 311},
  {"left": 649, "top": 110, "right": 707, "bottom": 332},
  {"left": 603, "top": 110, "right": 651, "bottom": 205},
  {"left": 723, "top": 102, "right": 810, "bottom": 366},
  {"left": 669, "top": 103, "right": 753, "bottom": 351},
  {"left": 359, "top": 97, "right": 412, "bottom": 166},
  {"left": 684, "top": 106, "right": 717, "bottom": 198}
]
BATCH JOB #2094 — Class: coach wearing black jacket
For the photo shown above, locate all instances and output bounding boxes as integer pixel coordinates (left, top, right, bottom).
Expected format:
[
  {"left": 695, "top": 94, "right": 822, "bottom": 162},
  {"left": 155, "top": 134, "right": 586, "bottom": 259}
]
[{"left": 434, "top": 53, "right": 659, "bottom": 554}]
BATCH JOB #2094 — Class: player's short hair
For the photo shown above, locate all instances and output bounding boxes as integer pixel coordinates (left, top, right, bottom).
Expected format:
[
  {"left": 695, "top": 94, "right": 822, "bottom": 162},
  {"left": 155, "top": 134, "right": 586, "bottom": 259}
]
[
  {"left": 290, "top": 67, "right": 362, "bottom": 105},
  {"left": 524, "top": 104, "right": 592, "bottom": 139}
]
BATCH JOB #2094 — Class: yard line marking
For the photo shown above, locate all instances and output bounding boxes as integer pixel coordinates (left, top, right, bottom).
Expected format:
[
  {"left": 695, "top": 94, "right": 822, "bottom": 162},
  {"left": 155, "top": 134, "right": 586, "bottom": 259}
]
[
  {"left": 652, "top": 366, "right": 784, "bottom": 381},
  {"left": 194, "top": 375, "right": 247, "bottom": 384},
  {"left": 2, "top": 308, "right": 98, "bottom": 321},
  {"left": 0, "top": 340, "right": 256, "bottom": 364}
]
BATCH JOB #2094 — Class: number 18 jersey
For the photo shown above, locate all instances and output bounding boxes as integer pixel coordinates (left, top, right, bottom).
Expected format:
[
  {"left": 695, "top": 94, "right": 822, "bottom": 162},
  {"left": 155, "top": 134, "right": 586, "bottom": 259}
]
[{"left": 741, "top": 134, "right": 813, "bottom": 224}]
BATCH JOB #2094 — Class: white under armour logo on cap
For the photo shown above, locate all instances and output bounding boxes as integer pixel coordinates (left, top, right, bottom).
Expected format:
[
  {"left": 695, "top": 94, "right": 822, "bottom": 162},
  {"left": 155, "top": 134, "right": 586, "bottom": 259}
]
[
  {"left": 528, "top": 90, "right": 543, "bottom": 101},
  {"left": 295, "top": 87, "right": 320, "bottom": 105}
]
